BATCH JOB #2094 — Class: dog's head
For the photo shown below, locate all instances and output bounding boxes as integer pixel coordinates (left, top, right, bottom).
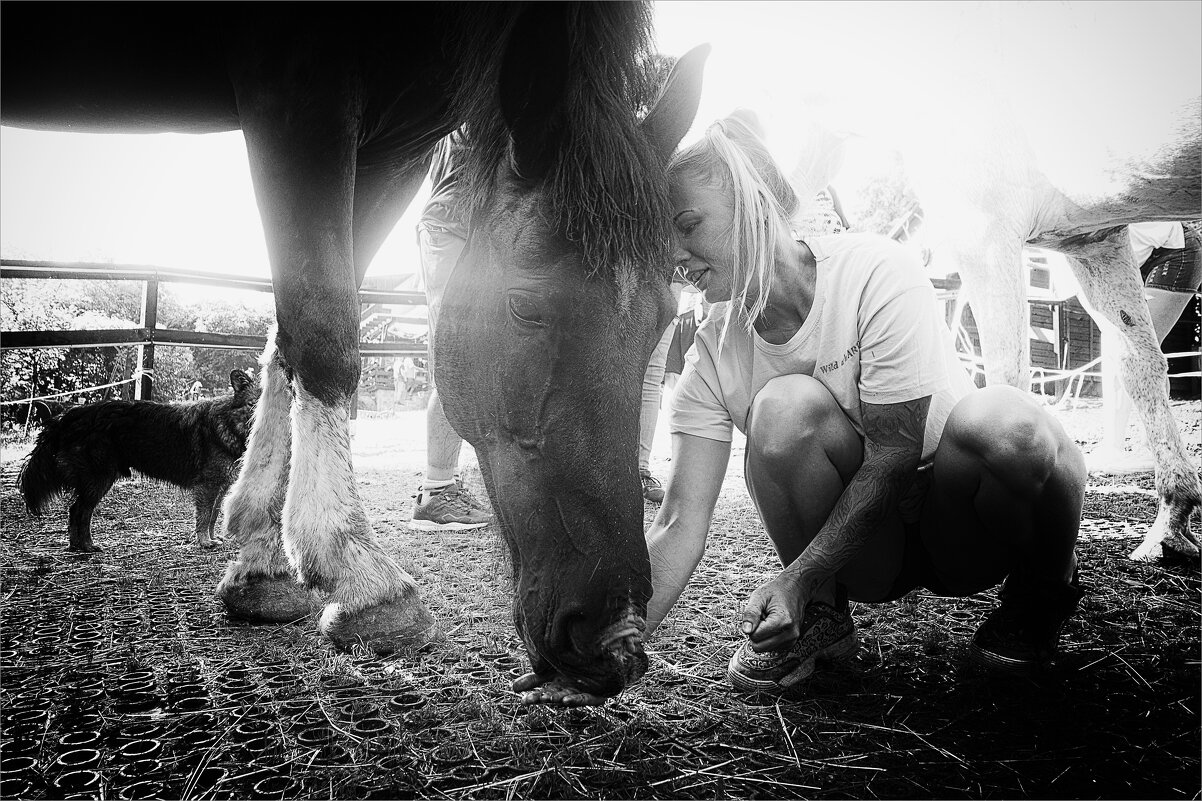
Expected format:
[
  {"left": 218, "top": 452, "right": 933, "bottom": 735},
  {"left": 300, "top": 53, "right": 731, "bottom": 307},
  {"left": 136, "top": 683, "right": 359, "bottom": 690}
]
[{"left": 226, "top": 369, "right": 260, "bottom": 448}]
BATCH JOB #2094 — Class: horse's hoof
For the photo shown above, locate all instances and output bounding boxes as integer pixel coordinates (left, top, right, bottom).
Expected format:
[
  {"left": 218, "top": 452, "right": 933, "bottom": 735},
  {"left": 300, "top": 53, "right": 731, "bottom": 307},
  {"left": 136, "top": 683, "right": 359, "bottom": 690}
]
[
  {"left": 197, "top": 538, "right": 222, "bottom": 550},
  {"left": 321, "top": 596, "right": 439, "bottom": 656},
  {"left": 1161, "top": 533, "right": 1201, "bottom": 564},
  {"left": 218, "top": 577, "right": 321, "bottom": 624},
  {"left": 68, "top": 542, "right": 100, "bottom": 553}
]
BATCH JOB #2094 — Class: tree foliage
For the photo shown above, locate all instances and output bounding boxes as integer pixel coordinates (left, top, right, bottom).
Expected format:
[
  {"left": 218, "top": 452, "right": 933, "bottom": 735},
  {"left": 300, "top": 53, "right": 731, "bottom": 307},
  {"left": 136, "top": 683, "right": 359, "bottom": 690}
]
[
  {"left": 2, "top": 278, "right": 275, "bottom": 428},
  {"left": 846, "top": 151, "right": 921, "bottom": 238},
  {"left": 189, "top": 303, "right": 275, "bottom": 396}
]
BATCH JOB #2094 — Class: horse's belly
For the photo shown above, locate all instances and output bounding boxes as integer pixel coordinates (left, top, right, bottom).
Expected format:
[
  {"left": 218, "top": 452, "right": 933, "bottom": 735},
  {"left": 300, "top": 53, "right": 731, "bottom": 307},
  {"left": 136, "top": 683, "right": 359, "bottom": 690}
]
[{"left": 1, "top": 5, "right": 237, "bottom": 134}]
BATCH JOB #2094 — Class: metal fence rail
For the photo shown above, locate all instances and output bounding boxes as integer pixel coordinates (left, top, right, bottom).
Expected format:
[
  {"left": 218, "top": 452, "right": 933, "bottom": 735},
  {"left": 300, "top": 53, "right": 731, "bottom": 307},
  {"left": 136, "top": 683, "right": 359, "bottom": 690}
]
[{"left": 1, "top": 259, "right": 429, "bottom": 399}]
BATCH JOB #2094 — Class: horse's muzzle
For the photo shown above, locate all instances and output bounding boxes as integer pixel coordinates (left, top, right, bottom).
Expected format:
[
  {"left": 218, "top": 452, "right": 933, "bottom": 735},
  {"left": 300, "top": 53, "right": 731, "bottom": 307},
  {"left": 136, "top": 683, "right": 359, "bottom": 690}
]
[{"left": 568, "top": 612, "right": 649, "bottom": 696}]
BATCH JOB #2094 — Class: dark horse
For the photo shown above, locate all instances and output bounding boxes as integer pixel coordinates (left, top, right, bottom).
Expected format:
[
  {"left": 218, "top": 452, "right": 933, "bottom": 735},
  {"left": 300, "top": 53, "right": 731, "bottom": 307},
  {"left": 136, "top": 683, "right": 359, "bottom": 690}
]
[{"left": 2, "top": 2, "right": 706, "bottom": 700}]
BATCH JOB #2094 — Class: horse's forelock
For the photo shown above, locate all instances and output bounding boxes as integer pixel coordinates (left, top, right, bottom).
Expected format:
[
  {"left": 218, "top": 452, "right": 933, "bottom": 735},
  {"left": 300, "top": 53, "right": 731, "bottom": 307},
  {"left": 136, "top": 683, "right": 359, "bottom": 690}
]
[{"left": 450, "top": 2, "right": 673, "bottom": 280}]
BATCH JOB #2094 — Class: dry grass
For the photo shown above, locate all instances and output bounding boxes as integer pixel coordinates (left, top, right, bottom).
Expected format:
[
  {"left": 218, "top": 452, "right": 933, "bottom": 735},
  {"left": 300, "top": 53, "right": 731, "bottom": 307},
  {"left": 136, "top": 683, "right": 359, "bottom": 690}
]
[{"left": 0, "top": 399, "right": 1198, "bottom": 799}]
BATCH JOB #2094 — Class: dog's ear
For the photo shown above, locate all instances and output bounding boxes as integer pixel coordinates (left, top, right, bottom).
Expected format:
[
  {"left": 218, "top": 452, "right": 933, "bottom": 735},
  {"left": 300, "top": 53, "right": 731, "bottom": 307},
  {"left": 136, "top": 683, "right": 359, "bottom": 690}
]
[{"left": 230, "top": 370, "right": 252, "bottom": 395}]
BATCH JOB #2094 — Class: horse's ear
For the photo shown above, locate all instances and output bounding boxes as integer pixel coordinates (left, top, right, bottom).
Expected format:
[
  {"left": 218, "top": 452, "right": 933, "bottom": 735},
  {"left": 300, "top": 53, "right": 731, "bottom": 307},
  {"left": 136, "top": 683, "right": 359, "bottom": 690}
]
[
  {"left": 641, "top": 44, "right": 710, "bottom": 161},
  {"left": 230, "top": 369, "right": 251, "bottom": 394},
  {"left": 498, "top": 4, "right": 570, "bottom": 181}
]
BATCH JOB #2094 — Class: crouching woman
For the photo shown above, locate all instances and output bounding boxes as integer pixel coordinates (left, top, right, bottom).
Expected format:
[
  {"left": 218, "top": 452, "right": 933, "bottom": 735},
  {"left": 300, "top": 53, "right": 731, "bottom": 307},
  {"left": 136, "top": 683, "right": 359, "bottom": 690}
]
[{"left": 646, "top": 114, "right": 1087, "bottom": 693}]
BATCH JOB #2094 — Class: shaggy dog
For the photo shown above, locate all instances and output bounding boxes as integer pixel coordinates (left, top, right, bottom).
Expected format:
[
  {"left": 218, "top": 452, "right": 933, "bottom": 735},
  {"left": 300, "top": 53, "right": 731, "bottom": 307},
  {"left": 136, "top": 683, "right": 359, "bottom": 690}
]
[{"left": 19, "top": 370, "right": 259, "bottom": 551}]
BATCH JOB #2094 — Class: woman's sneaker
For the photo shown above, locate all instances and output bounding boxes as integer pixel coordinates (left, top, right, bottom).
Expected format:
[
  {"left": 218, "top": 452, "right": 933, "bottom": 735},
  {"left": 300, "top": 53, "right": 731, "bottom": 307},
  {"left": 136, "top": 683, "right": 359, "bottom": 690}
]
[
  {"left": 726, "top": 601, "right": 858, "bottom": 693},
  {"left": 409, "top": 482, "right": 493, "bottom": 531},
  {"left": 640, "top": 470, "right": 665, "bottom": 503},
  {"left": 969, "top": 570, "right": 1083, "bottom": 674}
]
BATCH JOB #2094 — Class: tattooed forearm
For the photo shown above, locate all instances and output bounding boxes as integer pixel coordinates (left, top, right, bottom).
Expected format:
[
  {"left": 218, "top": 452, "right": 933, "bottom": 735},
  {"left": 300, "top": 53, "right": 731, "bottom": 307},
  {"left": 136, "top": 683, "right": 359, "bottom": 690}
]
[{"left": 788, "top": 397, "right": 931, "bottom": 586}]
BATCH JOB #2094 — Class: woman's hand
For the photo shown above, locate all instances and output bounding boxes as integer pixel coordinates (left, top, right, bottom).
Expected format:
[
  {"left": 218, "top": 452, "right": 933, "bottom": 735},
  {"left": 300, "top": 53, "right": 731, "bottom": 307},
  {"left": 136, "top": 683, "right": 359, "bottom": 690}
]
[{"left": 740, "top": 573, "right": 807, "bottom": 652}]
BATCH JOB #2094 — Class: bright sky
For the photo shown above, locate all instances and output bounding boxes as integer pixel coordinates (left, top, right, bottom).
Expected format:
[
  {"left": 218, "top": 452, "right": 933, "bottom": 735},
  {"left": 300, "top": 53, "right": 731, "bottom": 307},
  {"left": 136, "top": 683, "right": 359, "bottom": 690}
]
[{"left": 2, "top": 1, "right": 1199, "bottom": 297}]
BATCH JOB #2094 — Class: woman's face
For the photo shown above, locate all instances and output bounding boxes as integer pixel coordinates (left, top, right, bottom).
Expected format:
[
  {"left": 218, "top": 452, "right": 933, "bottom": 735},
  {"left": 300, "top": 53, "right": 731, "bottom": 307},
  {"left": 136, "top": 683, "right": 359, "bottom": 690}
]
[{"left": 668, "top": 175, "right": 737, "bottom": 303}]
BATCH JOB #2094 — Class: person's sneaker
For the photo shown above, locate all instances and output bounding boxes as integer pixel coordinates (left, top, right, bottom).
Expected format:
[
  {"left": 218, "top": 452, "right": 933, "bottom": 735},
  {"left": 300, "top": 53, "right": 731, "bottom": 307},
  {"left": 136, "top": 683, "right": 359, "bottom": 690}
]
[
  {"left": 726, "top": 601, "right": 858, "bottom": 693},
  {"left": 969, "top": 570, "right": 1083, "bottom": 674},
  {"left": 640, "top": 470, "right": 665, "bottom": 504},
  {"left": 409, "top": 482, "right": 493, "bottom": 531}
]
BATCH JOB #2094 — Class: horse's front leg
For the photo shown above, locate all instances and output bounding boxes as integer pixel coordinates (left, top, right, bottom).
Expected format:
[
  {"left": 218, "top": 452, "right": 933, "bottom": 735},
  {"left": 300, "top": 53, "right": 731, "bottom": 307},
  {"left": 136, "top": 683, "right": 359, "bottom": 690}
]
[
  {"left": 931, "top": 209, "right": 1031, "bottom": 389},
  {"left": 218, "top": 338, "right": 321, "bottom": 621},
  {"left": 1066, "top": 230, "right": 1201, "bottom": 562},
  {"left": 226, "top": 52, "right": 437, "bottom": 653}
]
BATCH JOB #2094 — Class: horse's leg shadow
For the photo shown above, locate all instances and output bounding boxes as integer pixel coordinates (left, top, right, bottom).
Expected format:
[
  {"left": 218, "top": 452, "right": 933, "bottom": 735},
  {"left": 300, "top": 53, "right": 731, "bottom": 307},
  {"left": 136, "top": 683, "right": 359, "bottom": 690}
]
[
  {"left": 1067, "top": 231, "right": 1202, "bottom": 562},
  {"left": 217, "top": 340, "right": 323, "bottom": 622}
]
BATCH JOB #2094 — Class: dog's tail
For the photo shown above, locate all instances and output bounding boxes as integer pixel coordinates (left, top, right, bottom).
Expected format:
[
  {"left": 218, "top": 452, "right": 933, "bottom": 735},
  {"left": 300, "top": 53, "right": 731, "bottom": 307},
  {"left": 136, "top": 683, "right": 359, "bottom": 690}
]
[{"left": 19, "top": 425, "right": 68, "bottom": 515}]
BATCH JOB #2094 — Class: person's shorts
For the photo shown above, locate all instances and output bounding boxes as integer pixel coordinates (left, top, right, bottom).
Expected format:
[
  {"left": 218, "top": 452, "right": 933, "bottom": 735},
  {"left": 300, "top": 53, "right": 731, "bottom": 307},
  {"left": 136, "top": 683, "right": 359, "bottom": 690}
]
[
  {"left": 1142, "top": 222, "right": 1202, "bottom": 294},
  {"left": 877, "top": 464, "right": 955, "bottom": 602}
]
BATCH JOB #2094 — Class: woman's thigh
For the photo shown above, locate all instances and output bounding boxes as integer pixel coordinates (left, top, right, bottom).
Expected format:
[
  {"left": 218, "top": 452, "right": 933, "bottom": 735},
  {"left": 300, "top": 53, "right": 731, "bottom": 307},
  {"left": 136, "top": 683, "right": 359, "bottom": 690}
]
[{"left": 917, "top": 386, "right": 1082, "bottom": 595}]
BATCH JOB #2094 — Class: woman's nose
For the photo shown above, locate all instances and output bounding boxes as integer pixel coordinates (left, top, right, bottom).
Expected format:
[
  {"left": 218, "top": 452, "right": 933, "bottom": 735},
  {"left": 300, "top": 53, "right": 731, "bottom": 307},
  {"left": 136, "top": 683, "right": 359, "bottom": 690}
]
[{"left": 671, "top": 244, "right": 690, "bottom": 265}]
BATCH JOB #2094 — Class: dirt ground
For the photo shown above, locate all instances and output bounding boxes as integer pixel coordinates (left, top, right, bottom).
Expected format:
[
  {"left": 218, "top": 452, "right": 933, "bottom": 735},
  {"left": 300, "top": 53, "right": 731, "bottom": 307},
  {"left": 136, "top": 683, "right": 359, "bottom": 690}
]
[{"left": 0, "top": 397, "right": 1198, "bottom": 799}]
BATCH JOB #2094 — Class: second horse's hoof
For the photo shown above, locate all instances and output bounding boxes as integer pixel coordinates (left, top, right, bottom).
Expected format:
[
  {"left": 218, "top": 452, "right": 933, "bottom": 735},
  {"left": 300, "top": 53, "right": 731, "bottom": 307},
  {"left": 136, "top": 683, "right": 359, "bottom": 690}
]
[{"left": 219, "top": 577, "right": 321, "bottom": 624}]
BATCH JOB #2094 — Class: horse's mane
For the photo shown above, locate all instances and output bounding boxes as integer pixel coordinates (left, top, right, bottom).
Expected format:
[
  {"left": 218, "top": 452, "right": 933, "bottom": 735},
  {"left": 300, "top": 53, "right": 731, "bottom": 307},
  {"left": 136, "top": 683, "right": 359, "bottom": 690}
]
[{"left": 449, "top": 2, "right": 672, "bottom": 278}]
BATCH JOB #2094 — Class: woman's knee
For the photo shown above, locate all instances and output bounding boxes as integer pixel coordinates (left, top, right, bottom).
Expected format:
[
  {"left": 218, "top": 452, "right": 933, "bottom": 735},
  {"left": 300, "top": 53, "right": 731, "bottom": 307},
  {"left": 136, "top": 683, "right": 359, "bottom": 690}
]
[
  {"left": 942, "top": 386, "right": 1078, "bottom": 497},
  {"left": 747, "top": 375, "right": 855, "bottom": 466}
]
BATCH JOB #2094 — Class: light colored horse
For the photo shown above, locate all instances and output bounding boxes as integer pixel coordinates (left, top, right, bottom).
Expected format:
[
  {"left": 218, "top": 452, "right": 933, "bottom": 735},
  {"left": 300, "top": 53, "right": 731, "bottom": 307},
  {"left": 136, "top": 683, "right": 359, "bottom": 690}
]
[
  {"left": 904, "top": 96, "right": 1200, "bottom": 562},
  {"left": 782, "top": 6, "right": 1201, "bottom": 562}
]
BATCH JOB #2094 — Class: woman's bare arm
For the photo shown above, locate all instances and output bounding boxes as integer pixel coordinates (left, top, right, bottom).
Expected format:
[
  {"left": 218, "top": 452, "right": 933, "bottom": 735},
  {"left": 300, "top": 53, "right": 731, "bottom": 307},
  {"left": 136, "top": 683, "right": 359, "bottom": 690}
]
[{"left": 645, "top": 432, "right": 731, "bottom": 637}]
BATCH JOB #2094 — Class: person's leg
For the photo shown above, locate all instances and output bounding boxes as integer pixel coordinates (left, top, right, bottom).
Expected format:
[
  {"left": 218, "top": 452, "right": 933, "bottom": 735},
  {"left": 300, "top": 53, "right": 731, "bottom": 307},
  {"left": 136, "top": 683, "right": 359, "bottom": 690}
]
[
  {"left": 922, "top": 385, "right": 1086, "bottom": 671},
  {"left": 729, "top": 374, "right": 900, "bottom": 691},
  {"left": 424, "top": 387, "right": 463, "bottom": 486},
  {"left": 743, "top": 374, "right": 906, "bottom": 604},
  {"left": 638, "top": 321, "right": 676, "bottom": 503},
  {"left": 412, "top": 224, "right": 491, "bottom": 530},
  {"left": 392, "top": 361, "right": 406, "bottom": 412}
]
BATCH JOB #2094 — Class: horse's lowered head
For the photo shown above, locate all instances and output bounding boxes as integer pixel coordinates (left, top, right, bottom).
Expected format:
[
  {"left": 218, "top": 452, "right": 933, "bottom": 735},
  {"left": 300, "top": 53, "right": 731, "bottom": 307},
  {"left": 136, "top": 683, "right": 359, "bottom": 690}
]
[{"left": 437, "top": 20, "right": 707, "bottom": 701}]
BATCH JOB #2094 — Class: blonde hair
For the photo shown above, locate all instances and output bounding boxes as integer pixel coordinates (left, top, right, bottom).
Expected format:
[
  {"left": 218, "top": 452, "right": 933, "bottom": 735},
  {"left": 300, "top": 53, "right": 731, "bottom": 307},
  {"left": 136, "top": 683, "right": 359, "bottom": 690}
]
[{"left": 667, "top": 112, "right": 798, "bottom": 345}]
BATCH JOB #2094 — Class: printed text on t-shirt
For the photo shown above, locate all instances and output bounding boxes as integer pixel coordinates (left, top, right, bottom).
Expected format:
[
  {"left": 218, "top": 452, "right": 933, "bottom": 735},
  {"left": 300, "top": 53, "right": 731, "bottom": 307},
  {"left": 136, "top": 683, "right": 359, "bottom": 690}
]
[{"left": 818, "top": 342, "right": 860, "bottom": 375}]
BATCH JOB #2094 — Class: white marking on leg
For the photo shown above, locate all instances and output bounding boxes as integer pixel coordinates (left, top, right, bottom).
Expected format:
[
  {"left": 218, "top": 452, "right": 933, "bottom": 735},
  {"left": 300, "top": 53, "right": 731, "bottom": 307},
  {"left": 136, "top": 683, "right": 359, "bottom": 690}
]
[
  {"left": 220, "top": 339, "right": 295, "bottom": 587},
  {"left": 284, "top": 383, "right": 418, "bottom": 612}
]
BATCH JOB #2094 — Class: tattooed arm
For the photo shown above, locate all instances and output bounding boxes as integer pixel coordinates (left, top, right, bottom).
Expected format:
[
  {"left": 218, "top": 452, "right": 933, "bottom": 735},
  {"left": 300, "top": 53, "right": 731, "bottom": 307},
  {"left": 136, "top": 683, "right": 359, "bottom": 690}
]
[{"left": 740, "top": 396, "right": 931, "bottom": 650}]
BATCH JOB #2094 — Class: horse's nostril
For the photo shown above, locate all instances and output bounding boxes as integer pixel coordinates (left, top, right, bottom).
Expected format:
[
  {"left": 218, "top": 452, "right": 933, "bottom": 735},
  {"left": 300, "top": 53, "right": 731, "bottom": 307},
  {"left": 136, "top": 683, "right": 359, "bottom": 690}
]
[
  {"left": 620, "top": 632, "right": 643, "bottom": 655},
  {"left": 561, "top": 612, "right": 616, "bottom": 659},
  {"left": 563, "top": 612, "right": 593, "bottom": 656}
]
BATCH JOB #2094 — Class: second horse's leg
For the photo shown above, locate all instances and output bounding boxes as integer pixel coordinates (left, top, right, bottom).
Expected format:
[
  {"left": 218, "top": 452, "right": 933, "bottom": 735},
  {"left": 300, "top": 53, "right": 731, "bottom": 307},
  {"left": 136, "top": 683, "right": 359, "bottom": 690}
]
[
  {"left": 217, "top": 341, "right": 321, "bottom": 622},
  {"left": 1067, "top": 230, "right": 1201, "bottom": 561}
]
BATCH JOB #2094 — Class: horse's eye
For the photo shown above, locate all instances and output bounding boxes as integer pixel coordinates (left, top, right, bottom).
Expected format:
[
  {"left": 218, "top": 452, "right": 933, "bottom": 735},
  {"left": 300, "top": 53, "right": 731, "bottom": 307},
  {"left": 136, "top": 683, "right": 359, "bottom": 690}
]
[{"left": 507, "top": 292, "right": 548, "bottom": 328}]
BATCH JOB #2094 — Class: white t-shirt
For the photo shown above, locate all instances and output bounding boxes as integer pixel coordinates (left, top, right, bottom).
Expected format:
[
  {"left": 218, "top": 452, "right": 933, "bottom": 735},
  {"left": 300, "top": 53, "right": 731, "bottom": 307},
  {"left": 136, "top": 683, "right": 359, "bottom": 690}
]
[
  {"left": 669, "top": 234, "right": 975, "bottom": 460},
  {"left": 1128, "top": 221, "right": 1184, "bottom": 267}
]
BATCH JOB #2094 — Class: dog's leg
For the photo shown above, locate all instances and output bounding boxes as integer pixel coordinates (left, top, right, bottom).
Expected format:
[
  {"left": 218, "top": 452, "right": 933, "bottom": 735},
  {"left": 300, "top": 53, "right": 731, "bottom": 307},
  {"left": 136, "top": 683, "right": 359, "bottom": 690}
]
[
  {"left": 192, "top": 484, "right": 223, "bottom": 549},
  {"left": 67, "top": 495, "right": 100, "bottom": 553},
  {"left": 66, "top": 475, "right": 112, "bottom": 553},
  {"left": 216, "top": 342, "right": 320, "bottom": 622}
]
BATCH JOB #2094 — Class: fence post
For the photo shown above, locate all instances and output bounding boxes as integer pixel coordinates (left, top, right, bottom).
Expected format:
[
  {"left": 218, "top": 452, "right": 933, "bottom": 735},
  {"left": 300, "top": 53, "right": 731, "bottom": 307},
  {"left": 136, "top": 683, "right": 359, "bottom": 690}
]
[{"left": 136, "top": 278, "right": 159, "bottom": 400}]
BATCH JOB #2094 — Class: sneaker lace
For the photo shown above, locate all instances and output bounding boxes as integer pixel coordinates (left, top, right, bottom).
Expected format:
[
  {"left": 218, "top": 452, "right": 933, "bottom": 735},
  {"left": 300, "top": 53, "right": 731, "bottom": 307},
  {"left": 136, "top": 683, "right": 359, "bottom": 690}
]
[
  {"left": 441, "top": 487, "right": 490, "bottom": 514},
  {"left": 436, "top": 488, "right": 473, "bottom": 512}
]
